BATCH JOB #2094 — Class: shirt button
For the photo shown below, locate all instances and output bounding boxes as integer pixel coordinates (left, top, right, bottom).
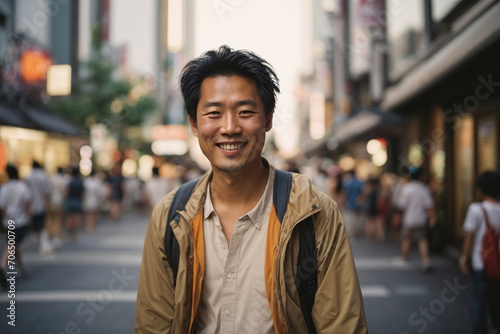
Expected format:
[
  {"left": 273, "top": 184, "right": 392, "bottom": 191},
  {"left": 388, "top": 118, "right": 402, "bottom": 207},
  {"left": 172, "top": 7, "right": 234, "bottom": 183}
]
[
  {"left": 225, "top": 310, "right": 231, "bottom": 316},
  {"left": 227, "top": 273, "right": 232, "bottom": 279}
]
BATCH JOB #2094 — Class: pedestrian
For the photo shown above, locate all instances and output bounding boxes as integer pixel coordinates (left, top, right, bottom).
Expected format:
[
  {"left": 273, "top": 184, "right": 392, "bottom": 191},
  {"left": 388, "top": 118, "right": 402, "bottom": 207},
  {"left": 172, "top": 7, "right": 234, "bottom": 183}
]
[
  {"left": 399, "top": 166, "right": 436, "bottom": 273},
  {"left": 143, "top": 166, "right": 172, "bottom": 210},
  {"left": 83, "top": 169, "right": 105, "bottom": 233},
  {"left": 135, "top": 45, "right": 367, "bottom": 333},
  {"left": 106, "top": 164, "right": 125, "bottom": 221},
  {"left": 64, "top": 167, "right": 85, "bottom": 240},
  {"left": 459, "top": 171, "right": 500, "bottom": 334},
  {"left": 0, "top": 165, "right": 31, "bottom": 277},
  {"left": 342, "top": 169, "right": 364, "bottom": 238},
  {"left": 48, "top": 167, "right": 69, "bottom": 248},
  {"left": 360, "top": 177, "right": 382, "bottom": 241},
  {"left": 25, "top": 161, "right": 52, "bottom": 256}
]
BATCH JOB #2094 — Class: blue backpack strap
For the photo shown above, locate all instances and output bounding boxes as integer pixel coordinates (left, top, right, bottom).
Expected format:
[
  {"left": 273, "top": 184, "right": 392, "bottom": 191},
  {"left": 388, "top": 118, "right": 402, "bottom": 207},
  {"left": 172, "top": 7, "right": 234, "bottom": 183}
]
[
  {"left": 273, "top": 168, "right": 292, "bottom": 223},
  {"left": 273, "top": 168, "right": 317, "bottom": 334},
  {"left": 164, "top": 177, "right": 201, "bottom": 287}
]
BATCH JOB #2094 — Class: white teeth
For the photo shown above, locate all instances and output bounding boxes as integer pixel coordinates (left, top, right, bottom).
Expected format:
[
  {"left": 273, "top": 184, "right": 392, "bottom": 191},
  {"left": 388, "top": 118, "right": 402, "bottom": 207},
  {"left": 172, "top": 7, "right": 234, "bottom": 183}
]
[{"left": 220, "top": 143, "right": 243, "bottom": 151}]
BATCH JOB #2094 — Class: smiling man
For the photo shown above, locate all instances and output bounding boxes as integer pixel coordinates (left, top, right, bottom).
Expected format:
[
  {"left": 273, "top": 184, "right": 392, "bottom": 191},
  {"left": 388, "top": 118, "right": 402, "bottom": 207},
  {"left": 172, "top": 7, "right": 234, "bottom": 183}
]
[{"left": 135, "top": 45, "right": 367, "bottom": 334}]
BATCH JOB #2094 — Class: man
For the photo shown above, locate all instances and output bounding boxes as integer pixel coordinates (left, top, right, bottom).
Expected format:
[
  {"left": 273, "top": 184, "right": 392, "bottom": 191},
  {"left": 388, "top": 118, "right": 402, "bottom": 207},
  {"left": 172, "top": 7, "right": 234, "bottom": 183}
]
[
  {"left": 143, "top": 167, "right": 173, "bottom": 210},
  {"left": 342, "top": 170, "right": 364, "bottom": 238},
  {"left": 0, "top": 165, "right": 32, "bottom": 277},
  {"left": 135, "top": 45, "right": 366, "bottom": 333},
  {"left": 25, "top": 161, "right": 52, "bottom": 255},
  {"left": 399, "top": 166, "right": 436, "bottom": 273}
]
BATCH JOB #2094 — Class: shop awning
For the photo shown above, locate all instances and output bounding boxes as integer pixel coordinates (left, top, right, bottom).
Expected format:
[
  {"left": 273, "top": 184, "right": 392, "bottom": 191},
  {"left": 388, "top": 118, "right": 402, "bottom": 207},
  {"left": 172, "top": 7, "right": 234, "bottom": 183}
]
[
  {"left": 381, "top": 2, "right": 500, "bottom": 110},
  {"left": 305, "top": 108, "right": 404, "bottom": 156},
  {"left": 0, "top": 102, "right": 82, "bottom": 136}
]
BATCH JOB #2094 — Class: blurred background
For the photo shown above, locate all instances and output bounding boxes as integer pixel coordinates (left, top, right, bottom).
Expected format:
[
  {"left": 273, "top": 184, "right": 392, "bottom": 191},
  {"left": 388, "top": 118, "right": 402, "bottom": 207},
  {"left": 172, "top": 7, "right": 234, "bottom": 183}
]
[{"left": 0, "top": 0, "right": 499, "bottom": 333}]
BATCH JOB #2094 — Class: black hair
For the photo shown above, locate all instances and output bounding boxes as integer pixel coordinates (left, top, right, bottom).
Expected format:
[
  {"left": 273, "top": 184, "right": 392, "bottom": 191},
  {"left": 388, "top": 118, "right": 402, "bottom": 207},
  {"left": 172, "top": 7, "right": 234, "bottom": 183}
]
[
  {"left": 409, "top": 166, "right": 422, "bottom": 180},
  {"left": 180, "top": 45, "right": 280, "bottom": 124},
  {"left": 152, "top": 167, "right": 160, "bottom": 176},
  {"left": 477, "top": 171, "right": 500, "bottom": 198},
  {"left": 71, "top": 166, "right": 80, "bottom": 177},
  {"left": 6, "top": 164, "right": 19, "bottom": 180},
  {"left": 33, "top": 161, "right": 41, "bottom": 169}
]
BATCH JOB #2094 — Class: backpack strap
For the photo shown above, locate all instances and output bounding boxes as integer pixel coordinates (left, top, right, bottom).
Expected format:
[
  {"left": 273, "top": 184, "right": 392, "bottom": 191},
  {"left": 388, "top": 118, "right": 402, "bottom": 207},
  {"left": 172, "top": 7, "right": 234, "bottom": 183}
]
[
  {"left": 273, "top": 168, "right": 292, "bottom": 222},
  {"left": 480, "top": 204, "right": 492, "bottom": 228},
  {"left": 164, "top": 177, "right": 201, "bottom": 287},
  {"left": 273, "top": 169, "right": 317, "bottom": 334},
  {"left": 296, "top": 216, "right": 317, "bottom": 334}
]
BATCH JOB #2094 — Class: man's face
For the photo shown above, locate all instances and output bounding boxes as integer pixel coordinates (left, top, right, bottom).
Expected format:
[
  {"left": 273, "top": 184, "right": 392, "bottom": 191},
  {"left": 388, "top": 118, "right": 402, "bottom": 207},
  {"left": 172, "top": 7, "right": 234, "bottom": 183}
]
[{"left": 190, "top": 75, "right": 272, "bottom": 174}]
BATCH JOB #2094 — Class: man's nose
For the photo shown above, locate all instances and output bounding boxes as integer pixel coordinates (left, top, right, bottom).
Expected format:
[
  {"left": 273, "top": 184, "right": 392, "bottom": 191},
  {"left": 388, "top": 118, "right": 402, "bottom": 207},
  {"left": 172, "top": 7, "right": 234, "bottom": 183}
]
[{"left": 220, "top": 113, "right": 241, "bottom": 135}]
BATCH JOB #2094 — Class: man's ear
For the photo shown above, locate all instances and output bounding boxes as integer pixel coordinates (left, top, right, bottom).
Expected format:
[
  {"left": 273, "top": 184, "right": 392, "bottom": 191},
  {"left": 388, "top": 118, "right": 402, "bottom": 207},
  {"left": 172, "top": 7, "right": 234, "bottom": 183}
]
[
  {"left": 265, "top": 111, "right": 273, "bottom": 132},
  {"left": 189, "top": 115, "right": 198, "bottom": 137}
]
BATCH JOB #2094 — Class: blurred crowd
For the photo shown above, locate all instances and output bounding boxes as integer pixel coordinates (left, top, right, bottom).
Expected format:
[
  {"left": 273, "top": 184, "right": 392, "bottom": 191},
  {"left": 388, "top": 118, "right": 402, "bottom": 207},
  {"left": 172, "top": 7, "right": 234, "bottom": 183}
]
[
  {"left": 0, "top": 160, "right": 203, "bottom": 283},
  {"left": 283, "top": 158, "right": 442, "bottom": 273}
]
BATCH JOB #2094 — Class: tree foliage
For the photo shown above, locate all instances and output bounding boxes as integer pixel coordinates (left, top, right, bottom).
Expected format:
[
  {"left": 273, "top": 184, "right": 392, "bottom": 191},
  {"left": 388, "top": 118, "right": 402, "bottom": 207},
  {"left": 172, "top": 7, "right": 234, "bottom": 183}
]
[{"left": 51, "top": 56, "right": 157, "bottom": 135}]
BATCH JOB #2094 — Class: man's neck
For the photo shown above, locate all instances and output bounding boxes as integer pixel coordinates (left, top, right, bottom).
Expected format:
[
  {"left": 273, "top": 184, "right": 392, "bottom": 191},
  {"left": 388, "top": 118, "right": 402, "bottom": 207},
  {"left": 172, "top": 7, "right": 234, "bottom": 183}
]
[{"left": 210, "top": 159, "right": 269, "bottom": 206}]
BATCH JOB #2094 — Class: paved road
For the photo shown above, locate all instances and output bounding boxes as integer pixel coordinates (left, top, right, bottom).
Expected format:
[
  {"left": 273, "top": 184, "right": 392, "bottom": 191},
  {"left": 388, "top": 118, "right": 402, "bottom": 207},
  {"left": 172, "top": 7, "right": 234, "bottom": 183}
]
[
  {"left": 0, "top": 210, "right": 474, "bottom": 333},
  {"left": 351, "top": 237, "right": 472, "bottom": 334},
  {"left": 0, "top": 210, "right": 147, "bottom": 334}
]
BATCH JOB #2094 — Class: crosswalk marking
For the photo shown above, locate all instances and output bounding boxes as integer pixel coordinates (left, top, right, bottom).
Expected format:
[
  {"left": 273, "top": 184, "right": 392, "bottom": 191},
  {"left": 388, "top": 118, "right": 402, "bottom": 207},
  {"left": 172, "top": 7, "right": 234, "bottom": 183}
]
[
  {"left": 23, "top": 251, "right": 141, "bottom": 266},
  {"left": 0, "top": 290, "right": 137, "bottom": 302},
  {"left": 361, "top": 285, "right": 391, "bottom": 297},
  {"left": 0, "top": 284, "right": 425, "bottom": 302},
  {"left": 354, "top": 257, "right": 451, "bottom": 270}
]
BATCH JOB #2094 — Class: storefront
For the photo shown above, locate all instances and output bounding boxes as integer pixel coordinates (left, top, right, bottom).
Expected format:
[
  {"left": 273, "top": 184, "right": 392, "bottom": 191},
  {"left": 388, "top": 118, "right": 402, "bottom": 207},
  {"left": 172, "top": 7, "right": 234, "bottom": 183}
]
[{"left": 0, "top": 102, "right": 82, "bottom": 177}]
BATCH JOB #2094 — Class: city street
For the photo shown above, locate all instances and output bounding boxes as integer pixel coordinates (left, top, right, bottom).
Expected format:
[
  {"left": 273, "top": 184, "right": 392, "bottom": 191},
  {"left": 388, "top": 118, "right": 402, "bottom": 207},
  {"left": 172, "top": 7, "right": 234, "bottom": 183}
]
[{"left": 1, "top": 210, "right": 472, "bottom": 334}]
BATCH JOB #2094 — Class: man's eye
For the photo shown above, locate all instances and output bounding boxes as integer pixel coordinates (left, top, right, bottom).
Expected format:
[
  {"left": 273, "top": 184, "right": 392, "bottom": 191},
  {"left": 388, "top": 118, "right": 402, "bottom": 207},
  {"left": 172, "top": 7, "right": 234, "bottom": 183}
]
[
  {"left": 240, "top": 110, "right": 255, "bottom": 115},
  {"left": 207, "top": 111, "right": 220, "bottom": 116}
]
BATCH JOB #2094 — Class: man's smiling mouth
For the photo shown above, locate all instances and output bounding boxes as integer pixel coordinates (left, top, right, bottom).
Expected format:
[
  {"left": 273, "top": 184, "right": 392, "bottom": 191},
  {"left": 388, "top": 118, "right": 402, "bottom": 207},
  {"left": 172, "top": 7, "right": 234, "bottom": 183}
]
[{"left": 218, "top": 143, "right": 246, "bottom": 151}]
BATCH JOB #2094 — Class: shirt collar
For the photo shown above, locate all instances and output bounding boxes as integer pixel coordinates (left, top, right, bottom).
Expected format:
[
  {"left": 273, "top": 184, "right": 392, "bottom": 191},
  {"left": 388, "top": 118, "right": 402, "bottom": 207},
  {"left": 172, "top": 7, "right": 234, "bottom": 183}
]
[{"left": 203, "top": 166, "right": 274, "bottom": 230}]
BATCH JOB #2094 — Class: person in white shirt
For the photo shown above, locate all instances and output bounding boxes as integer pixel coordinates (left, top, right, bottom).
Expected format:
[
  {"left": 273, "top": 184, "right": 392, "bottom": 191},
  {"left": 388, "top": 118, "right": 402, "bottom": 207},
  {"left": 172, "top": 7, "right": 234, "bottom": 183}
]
[
  {"left": 0, "top": 165, "right": 32, "bottom": 276},
  {"left": 25, "top": 161, "right": 52, "bottom": 255},
  {"left": 143, "top": 167, "right": 172, "bottom": 210},
  {"left": 459, "top": 171, "right": 500, "bottom": 334},
  {"left": 83, "top": 169, "right": 105, "bottom": 233},
  {"left": 48, "top": 167, "right": 69, "bottom": 248},
  {"left": 399, "top": 166, "right": 436, "bottom": 272}
]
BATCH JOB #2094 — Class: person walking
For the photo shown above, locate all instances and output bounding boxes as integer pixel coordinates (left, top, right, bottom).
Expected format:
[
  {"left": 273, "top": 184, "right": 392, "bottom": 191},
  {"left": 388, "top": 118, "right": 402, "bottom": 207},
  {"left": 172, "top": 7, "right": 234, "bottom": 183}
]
[
  {"left": 48, "top": 167, "right": 68, "bottom": 248},
  {"left": 399, "top": 166, "right": 436, "bottom": 273},
  {"left": 459, "top": 171, "right": 500, "bottom": 334},
  {"left": 64, "top": 167, "right": 85, "bottom": 240},
  {"left": 342, "top": 169, "right": 364, "bottom": 238},
  {"left": 0, "top": 165, "right": 31, "bottom": 276},
  {"left": 143, "top": 166, "right": 172, "bottom": 210},
  {"left": 106, "top": 164, "right": 125, "bottom": 221},
  {"left": 135, "top": 45, "right": 366, "bottom": 333},
  {"left": 83, "top": 169, "right": 105, "bottom": 233},
  {"left": 25, "top": 161, "right": 52, "bottom": 256}
]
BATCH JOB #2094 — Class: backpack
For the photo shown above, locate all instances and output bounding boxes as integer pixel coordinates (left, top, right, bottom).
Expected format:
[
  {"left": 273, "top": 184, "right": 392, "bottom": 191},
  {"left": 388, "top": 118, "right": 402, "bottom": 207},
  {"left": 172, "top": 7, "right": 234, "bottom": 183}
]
[
  {"left": 164, "top": 169, "right": 318, "bottom": 333},
  {"left": 480, "top": 205, "right": 500, "bottom": 281}
]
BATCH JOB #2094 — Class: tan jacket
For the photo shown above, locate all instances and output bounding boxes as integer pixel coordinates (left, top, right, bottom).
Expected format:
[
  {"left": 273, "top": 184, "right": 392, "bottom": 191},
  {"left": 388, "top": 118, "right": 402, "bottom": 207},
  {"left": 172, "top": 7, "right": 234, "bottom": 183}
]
[{"left": 135, "top": 164, "right": 367, "bottom": 333}]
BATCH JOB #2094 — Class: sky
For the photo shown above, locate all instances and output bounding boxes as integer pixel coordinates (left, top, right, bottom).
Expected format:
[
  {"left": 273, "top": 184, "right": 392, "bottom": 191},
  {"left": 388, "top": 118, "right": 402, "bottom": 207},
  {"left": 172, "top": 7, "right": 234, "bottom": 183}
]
[{"left": 108, "top": 0, "right": 314, "bottom": 158}]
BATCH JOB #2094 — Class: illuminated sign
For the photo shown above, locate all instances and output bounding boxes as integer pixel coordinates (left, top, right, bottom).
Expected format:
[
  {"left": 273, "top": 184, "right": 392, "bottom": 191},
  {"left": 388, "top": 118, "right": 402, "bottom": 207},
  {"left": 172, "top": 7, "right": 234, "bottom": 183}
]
[{"left": 20, "top": 49, "right": 52, "bottom": 83}]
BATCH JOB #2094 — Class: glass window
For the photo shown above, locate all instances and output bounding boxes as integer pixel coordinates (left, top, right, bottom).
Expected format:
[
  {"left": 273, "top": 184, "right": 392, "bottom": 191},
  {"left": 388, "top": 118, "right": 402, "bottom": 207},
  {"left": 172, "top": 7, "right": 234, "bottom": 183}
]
[
  {"left": 454, "top": 115, "right": 474, "bottom": 238},
  {"left": 477, "top": 114, "right": 498, "bottom": 173},
  {"left": 431, "top": 0, "right": 463, "bottom": 22},
  {"left": 386, "top": 0, "right": 426, "bottom": 79}
]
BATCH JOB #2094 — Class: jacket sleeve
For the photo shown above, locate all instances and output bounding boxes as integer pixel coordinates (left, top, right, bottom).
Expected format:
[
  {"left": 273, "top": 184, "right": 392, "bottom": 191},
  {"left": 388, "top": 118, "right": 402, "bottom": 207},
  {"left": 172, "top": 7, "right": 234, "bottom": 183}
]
[
  {"left": 135, "top": 200, "right": 176, "bottom": 334},
  {"left": 312, "top": 204, "right": 367, "bottom": 333}
]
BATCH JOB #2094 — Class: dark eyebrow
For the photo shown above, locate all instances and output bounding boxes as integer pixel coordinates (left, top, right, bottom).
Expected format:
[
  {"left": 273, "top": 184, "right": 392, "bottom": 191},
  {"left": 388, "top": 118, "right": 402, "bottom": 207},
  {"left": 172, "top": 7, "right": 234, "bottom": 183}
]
[
  {"left": 235, "top": 99, "right": 258, "bottom": 108},
  {"left": 202, "top": 99, "right": 258, "bottom": 109}
]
